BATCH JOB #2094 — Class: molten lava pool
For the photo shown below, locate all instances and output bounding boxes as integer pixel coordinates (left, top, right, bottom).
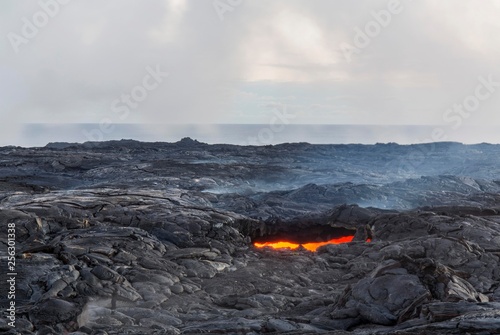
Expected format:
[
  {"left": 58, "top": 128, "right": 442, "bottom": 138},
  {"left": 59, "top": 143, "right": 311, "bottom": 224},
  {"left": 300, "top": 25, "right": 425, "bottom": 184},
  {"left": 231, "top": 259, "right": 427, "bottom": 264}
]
[{"left": 254, "top": 235, "right": 358, "bottom": 252}]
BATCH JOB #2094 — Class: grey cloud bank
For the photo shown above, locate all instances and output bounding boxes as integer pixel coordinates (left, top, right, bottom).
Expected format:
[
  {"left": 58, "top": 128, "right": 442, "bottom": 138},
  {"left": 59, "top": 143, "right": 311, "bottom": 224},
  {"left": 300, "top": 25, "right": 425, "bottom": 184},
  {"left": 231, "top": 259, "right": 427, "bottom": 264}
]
[{"left": 1, "top": 0, "right": 500, "bottom": 145}]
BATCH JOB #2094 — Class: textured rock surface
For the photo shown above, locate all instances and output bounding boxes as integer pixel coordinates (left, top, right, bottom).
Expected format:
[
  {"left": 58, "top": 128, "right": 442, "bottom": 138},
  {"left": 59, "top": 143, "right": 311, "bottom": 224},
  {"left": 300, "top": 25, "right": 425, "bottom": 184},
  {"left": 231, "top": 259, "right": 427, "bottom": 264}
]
[{"left": 1, "top": 139, "right": 500, "bottom": 334}]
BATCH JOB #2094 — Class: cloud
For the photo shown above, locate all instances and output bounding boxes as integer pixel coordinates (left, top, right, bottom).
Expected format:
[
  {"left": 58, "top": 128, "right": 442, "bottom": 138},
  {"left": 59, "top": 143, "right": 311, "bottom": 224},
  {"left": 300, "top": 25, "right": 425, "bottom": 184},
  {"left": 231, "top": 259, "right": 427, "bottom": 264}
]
[{"left": 0, "top": 0, "right": 499, "bottom": 142}]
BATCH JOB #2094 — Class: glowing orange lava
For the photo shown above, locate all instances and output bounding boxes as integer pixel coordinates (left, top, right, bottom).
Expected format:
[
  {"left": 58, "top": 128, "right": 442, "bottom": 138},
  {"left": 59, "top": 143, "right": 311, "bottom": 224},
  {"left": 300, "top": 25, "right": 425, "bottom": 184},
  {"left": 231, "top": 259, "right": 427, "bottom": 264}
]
[
  {"left": 254, "top": 241, "right": 301, "bottom": 250},
  {"left": 254, "top": 235, "right": 362, "bottom": 252}
]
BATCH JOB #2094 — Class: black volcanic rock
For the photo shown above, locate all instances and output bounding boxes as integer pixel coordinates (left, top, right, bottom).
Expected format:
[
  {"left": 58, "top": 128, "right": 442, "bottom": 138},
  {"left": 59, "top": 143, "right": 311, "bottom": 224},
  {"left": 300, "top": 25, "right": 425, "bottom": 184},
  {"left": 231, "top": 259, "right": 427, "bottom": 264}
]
[{"left": 1, "top": 140, "right": 500, "bottom": 334}]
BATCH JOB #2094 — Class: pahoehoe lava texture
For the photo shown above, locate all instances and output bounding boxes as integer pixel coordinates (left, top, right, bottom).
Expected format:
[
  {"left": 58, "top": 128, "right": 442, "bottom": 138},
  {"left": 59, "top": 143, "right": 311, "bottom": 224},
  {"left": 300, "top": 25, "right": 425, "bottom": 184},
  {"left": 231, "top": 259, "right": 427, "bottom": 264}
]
[{"left": 1, "top": 139, "right": 500, "bottom": 334}]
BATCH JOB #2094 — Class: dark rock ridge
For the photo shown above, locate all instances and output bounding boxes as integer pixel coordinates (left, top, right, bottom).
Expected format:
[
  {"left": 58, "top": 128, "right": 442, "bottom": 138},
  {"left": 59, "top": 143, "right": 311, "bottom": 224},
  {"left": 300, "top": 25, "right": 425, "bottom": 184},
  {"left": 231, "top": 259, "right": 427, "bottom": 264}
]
[{"left": 1, "top": 140, "right": 500, "bottom": 334}]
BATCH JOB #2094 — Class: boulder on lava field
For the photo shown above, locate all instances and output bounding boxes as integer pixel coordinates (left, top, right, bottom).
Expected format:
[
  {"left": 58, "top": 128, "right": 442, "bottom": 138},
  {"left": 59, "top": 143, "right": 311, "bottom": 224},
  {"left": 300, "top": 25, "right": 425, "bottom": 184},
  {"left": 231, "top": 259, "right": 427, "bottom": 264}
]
[
  {"left": 327, "top": 256, "right": 490, "bottom": 330},
  {"left": 327, "top": 260, "right": 430, "bottom": 329}
]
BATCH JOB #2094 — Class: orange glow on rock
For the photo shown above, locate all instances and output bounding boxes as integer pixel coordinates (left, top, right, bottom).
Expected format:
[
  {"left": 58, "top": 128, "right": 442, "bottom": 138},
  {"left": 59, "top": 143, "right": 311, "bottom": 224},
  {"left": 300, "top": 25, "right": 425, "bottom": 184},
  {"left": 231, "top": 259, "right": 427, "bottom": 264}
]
[
  {"left": 254, "top": 241, "right": 301, "bottom": 250},
  {"left": 254, "top": 235, "right": 359, "bottom": 252},
  {"left": 302, "top": 235, "right": 354, "bottom": 251}
]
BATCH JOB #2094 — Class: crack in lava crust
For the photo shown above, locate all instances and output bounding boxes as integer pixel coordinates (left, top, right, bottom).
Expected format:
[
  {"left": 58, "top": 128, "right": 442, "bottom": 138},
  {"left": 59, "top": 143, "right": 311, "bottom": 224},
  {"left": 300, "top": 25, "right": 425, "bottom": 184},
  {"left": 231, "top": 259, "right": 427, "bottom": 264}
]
[{"left": 254, "top": 235, "right": 360, "bottom": 251}]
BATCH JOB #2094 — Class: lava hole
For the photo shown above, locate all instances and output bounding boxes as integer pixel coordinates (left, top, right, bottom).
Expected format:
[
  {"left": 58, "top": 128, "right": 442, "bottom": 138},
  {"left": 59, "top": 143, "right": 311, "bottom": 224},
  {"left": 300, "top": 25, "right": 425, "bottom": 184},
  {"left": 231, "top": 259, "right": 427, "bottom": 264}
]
[{"left": 252, "top": 226, "right": 359, "bottom": 252}]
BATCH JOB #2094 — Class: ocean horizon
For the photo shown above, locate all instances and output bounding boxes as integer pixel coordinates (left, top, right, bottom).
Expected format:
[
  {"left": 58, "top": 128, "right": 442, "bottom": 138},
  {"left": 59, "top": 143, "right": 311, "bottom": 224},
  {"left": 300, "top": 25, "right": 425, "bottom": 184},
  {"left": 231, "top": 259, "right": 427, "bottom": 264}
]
[{"left": 6, "top": 123, "right": 500, "bottom": 147}]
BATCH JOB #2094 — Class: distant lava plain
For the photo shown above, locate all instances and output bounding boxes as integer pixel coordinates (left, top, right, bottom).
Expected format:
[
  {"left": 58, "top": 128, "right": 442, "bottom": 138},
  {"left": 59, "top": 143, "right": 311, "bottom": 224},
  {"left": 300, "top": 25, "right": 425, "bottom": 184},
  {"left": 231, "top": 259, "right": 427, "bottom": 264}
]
[{"left": 1, "top": 139, "right": 500, "bottom": 334}]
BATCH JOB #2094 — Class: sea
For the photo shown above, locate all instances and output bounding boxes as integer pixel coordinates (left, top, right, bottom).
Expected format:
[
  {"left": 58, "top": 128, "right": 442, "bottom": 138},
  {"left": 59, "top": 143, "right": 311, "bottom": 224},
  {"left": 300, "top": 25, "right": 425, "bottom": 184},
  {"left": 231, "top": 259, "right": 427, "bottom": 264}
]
[{"left": 6, "top": 123, "right": 500, "bottom": 147}]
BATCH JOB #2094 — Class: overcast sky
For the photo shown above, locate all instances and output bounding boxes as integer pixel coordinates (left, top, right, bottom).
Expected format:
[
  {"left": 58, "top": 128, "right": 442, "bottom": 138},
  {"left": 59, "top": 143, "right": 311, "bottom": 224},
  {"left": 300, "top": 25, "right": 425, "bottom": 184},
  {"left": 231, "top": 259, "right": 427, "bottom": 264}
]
[{"left": 1, "top": 0, "right": 500, "bottom": 144}]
